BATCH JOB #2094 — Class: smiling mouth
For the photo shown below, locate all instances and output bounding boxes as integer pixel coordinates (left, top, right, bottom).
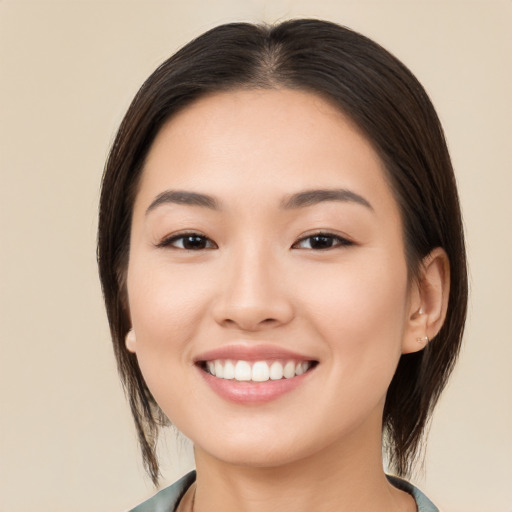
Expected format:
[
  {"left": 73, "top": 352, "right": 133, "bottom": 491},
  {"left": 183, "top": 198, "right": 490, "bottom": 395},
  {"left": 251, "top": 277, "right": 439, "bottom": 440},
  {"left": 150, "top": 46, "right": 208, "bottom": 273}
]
[{"left": 198, "top": 359, "right": 318, "bottom": 383}]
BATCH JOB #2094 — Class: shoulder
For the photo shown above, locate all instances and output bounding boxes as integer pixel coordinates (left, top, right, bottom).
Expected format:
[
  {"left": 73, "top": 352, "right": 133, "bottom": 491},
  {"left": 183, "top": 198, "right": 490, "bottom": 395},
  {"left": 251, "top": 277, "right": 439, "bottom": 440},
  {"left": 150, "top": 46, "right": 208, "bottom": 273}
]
[
  {"left": 386, "top": 475, "right": 439, "bottom": 512},
  {"left": 128, "top": 471, "right": 196, "bottom": 512}
]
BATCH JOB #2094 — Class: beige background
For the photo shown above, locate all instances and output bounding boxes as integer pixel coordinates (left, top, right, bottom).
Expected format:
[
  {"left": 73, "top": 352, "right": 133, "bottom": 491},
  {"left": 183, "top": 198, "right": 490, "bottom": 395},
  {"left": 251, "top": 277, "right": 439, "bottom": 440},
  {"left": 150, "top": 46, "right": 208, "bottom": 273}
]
[{"left": 1, "top": 1, "right": 511, "bottom": 511}]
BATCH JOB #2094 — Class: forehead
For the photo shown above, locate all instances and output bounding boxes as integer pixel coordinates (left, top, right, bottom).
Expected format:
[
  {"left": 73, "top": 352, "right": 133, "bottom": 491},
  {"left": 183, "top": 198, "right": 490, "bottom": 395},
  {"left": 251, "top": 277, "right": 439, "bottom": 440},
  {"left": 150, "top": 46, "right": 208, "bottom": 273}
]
[{"left": 135, "top": 88, "right": 398, "bottom": 217}]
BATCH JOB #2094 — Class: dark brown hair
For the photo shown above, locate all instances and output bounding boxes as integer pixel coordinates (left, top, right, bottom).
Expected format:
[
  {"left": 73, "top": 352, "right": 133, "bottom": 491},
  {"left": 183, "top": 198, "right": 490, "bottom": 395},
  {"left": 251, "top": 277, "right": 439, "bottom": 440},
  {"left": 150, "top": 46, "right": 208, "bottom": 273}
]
[{"left": 98, "top": 19, "right": 467, "bottom": 485}]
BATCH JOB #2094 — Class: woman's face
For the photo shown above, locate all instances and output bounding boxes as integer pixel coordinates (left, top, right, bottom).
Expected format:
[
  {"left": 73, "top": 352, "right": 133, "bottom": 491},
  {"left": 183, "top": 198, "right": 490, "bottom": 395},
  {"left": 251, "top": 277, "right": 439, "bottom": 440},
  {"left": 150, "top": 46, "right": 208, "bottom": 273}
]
[{"left": 126, "top": 89, "right": 419, "bottom": 468}]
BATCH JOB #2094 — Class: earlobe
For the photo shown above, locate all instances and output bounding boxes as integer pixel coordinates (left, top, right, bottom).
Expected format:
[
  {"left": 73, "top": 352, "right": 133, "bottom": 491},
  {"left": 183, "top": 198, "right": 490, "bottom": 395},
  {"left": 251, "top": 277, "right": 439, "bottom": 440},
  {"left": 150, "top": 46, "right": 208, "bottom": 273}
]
[
  {"left": 125, "top": 329, "right": 137, "bottom": 353},
  {"left": 402, "top": 247, "right": 450, "bottom": 354}
]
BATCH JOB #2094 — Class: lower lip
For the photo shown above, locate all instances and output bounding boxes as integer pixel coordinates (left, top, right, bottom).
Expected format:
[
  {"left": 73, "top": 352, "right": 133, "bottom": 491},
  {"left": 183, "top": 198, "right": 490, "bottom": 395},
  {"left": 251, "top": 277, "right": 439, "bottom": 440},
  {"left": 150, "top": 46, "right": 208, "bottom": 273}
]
[{"left": 197, "top": 366, "right": 314, "bottom": 404}]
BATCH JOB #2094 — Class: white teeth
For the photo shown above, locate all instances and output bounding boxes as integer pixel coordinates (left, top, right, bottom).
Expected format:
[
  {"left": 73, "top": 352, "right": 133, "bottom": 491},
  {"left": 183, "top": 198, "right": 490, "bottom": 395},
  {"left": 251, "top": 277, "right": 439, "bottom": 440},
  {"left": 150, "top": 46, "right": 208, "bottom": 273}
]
[
  {"left": 252, "top": 361, "right": 270, "bottom": 382},
  {"left": 223, "top": 360, "right": 235, "bottom": 379},
  {"left": 269, "top": 361, "right": 284, "bottom": 380},
  {"left": 214, "top": 360, "right": 223, "bottom": 378},
  {"left": 205, "top": 359, "right": 313, "bottom": 382},
  {"left": 283, "top": 361, "right": 296, "bottom": 379},
  {"left": 234, "top": 360, "right": 252, "bottom": 381}
]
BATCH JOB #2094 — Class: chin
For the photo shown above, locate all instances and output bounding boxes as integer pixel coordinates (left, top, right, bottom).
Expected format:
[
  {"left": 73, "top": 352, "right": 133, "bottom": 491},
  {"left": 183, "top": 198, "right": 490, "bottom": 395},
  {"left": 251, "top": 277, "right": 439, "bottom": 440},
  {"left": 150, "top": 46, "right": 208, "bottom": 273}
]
[
  {"left": 202, "top": 442, "right": 308, "bottom": 469},
  {"left": 191, "top": 422, "right": 340, "bottom": 470}
]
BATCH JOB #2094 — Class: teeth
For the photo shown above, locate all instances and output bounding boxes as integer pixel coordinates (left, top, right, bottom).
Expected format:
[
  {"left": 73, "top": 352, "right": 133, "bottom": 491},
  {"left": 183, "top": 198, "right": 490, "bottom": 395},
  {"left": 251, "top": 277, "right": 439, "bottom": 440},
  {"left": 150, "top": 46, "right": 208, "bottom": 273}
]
[
  {"left": 252, "top": 361, "right": 270, "bottom": 382},
  {"left": 204, "top": 360, "right": 313, "bottom": 382},
  {"left": 214, "top": 360, "right": 224, "bottom": 379},
  {"left": 283, "top": 361, "right": 296, "bottom": 379},
  {"left": 234, "top": 361, "right": 252, "bottom": 381},
  {"left": 269, "top": 361, "right": 283, "bottom": 380},
  {"left": 224, "top": 360, "right": 235, "bottom": 379}
]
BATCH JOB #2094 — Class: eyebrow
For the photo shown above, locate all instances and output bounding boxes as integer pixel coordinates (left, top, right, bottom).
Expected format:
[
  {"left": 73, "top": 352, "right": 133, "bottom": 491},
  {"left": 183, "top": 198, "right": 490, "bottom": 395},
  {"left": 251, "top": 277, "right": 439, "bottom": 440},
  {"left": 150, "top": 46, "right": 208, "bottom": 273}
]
[
  {"left": 145, "top": 187, "right": 373, "bottom": 215},
  {"left": 280, "top": 188, "right": 373, "bottom": 211},
  {"left": 146, "top": 190, "right": 220, "bottom": 214}
]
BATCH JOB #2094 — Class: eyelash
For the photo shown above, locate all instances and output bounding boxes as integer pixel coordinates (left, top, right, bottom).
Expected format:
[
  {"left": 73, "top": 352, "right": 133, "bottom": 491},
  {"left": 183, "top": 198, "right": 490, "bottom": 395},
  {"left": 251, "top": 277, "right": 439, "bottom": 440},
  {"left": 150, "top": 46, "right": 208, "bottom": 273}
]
[
  {"left": 157, "top": 231, "right": 354, "bottom": 251},
  {"left": 157, "top": 232, "right": 217, "bottom": 250},
  {"left": 293, "top": 232, "right": 354, "bottom": 250}
]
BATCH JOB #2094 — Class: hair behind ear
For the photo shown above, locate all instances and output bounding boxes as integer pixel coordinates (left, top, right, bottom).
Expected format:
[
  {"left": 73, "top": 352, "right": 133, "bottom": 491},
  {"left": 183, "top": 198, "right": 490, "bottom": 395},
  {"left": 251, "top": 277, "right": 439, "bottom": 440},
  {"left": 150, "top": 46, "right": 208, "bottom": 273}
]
[{"left": 384, "top": 243, "right": 464, "bottom": 476}]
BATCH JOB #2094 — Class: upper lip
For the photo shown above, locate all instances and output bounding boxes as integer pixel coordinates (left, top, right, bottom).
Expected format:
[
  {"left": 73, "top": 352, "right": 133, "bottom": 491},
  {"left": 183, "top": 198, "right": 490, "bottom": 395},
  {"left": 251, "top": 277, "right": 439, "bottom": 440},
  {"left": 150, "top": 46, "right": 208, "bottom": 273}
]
[{"left": 193, "top": 343, "right": 317, "bottom": 363}]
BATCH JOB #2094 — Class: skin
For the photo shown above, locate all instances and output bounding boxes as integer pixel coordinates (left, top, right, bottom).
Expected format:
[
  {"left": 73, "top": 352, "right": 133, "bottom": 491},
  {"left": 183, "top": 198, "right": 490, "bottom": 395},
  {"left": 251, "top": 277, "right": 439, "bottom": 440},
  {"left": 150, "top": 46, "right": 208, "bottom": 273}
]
[{"left": 126, "top": 89, "right": 449, "bottom": 512}]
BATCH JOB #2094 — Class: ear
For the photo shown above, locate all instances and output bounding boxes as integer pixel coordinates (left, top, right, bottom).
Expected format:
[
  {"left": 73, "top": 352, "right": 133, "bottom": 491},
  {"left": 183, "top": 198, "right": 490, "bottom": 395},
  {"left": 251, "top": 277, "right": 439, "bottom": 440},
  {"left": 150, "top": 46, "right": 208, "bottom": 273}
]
[
  {"left": 125, "top": 329, "right": 137, "bottom": 353},
  {"left": 402, "top": 247, "right": 450, "bottom": 354}
]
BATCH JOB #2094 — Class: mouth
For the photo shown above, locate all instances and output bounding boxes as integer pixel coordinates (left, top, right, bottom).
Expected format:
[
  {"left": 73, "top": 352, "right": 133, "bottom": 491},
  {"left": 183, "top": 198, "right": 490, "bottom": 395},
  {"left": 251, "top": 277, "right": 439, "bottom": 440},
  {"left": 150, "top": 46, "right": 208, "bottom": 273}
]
[
  {"left": 197, "top": 359, "right": 318, "bottom": 382},
  {"left": 193, "top": 344, "right": 319, "bottom": 403}
]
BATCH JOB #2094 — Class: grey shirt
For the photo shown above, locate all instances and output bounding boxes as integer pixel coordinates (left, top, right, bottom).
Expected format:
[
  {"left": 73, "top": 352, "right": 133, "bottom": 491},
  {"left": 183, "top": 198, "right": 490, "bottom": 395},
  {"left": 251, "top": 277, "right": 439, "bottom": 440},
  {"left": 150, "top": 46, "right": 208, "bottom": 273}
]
[{"left": 129, "top": 471, "right": 439, "bottom": 512}]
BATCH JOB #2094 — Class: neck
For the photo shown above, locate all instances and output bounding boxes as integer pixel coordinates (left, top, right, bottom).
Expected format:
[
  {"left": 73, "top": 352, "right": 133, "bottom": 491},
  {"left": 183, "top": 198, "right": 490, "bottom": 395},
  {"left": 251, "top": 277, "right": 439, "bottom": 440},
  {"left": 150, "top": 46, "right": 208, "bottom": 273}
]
[{"left": 191, "top": 414, "right": 415, "bottom": 512}]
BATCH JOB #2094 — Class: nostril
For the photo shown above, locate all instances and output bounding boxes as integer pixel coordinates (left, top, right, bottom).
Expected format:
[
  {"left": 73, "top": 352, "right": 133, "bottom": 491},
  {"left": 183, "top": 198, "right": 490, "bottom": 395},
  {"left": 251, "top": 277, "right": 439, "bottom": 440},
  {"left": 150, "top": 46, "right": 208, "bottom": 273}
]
[{"left": 219, "top": 316, "right": 282, "bottom": 331}]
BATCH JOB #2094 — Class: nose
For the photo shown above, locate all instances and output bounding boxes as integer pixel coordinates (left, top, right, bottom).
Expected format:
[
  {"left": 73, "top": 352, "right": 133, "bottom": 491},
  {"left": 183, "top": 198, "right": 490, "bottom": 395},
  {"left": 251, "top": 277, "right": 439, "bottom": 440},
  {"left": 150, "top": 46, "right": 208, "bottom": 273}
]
[{"left": 211, "top": 244, "right": 295, "bottom": 332}]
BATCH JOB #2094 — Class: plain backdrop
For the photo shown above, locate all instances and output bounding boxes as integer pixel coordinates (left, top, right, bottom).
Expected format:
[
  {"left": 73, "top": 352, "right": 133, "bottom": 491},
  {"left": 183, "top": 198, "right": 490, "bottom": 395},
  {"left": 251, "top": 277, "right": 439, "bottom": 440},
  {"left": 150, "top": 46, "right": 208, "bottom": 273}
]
[{"left": 1, "top": 1, "right": 511, "bottom": 511}]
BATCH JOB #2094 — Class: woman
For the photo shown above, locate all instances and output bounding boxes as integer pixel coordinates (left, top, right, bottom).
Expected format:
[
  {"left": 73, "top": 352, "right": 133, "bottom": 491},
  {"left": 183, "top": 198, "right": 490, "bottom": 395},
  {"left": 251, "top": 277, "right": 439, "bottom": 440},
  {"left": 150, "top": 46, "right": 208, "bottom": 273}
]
[{"left": 97, "top": 19, "right": 467, "bottom": 512}]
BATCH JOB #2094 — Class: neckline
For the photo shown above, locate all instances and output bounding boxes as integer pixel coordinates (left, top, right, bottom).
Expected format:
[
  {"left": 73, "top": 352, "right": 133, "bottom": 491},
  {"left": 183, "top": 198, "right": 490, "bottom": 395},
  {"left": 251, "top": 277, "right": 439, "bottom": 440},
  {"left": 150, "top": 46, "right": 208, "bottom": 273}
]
[{"left": 129, "top": 470, "right": 438, "bottom": 512}]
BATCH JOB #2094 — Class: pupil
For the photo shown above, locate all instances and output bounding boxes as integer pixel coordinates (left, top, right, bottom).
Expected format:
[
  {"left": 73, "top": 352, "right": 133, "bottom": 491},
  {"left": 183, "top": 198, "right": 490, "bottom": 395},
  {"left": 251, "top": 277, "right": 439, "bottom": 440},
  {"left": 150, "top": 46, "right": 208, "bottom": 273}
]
[
  {"left": 184, "top": 236, "right": 206, "bottom": 249},
  {"left": 311, "top": 235, "right": 333, "bottom": 249}
]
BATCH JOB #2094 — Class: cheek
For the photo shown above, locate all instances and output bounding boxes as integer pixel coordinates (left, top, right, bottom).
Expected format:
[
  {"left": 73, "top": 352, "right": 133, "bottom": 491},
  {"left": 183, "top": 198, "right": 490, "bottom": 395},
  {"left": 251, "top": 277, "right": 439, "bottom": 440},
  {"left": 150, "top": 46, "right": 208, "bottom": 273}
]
[
  {"left": 300, "top": 249, "right": 408, "bottom": 318},
  {"left": 125, "top": 260, "right": 216, "bottom": 423},
  {"left": 297, "top": 252, "right": 409, "bottom": 371},
  {"left": 292, "top": 258, "right": 409, "bottom": 438},
  {"left": 126, "top": 259, "right": 215, "bottom": 355}
]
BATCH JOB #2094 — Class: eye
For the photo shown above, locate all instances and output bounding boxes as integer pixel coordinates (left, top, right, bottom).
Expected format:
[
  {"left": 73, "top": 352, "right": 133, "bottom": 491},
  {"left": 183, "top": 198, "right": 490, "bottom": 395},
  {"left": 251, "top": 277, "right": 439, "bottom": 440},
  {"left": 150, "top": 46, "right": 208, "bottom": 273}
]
[
  {"left": 292, "top": 232, "right": 354, "bottom": 250},
  {"left": 157, "top": 232, "right": 217, "bottom": 250}
]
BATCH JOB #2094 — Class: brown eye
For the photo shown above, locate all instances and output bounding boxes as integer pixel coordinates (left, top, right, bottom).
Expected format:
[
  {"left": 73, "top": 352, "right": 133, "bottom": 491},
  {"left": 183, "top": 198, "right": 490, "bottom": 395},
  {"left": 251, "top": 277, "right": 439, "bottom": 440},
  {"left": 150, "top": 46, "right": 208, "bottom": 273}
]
[
  {"left": 158, "top": 233, "right": 217, "bottom": 250},
  {"left": 181, "top": 235, "right": 210, "bottom": 250},
  {"left": 293, "top": 233, "right": 353, "bottom": 250}
]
